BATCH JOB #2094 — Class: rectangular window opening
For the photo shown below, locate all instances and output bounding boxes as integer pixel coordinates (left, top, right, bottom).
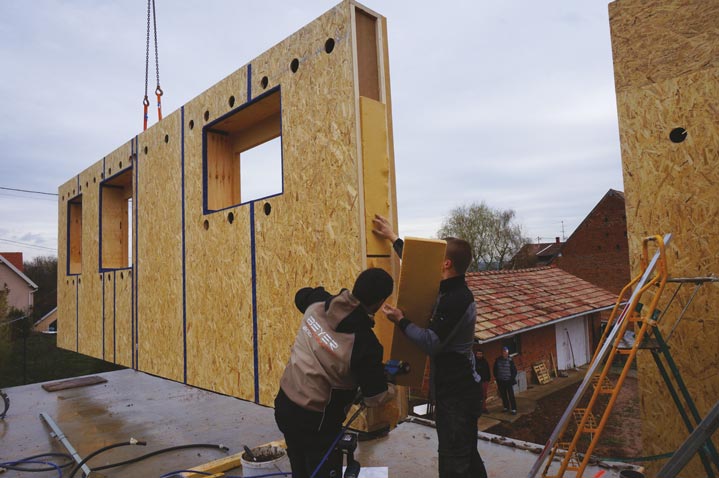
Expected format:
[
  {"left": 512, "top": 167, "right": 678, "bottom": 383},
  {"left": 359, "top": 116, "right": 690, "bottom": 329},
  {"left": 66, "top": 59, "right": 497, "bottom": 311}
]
[
  {"left": 68, "top": 195, "right": 83, "bottom": 275},
  {"left": 204, "top": 88, "right": 283, "bottom": 212},
  {"left": 101, "top": 169, "right": 133, "bottom": 269}
]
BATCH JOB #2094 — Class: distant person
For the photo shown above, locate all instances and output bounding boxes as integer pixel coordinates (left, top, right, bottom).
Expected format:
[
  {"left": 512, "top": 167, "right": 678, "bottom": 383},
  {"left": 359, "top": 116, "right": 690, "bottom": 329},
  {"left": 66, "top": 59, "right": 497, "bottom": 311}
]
[
  {"left": 474, "top": 349, "right": 491, "bottom": 413},
  {"left": 274, "top": 268, "right": 396, "bottom": 478},
  {"left": 373, "top": 214, "right": 488, "bottom": 478},
  {"left": 493, "top": 346, "right": 517, "bottom": 415}
]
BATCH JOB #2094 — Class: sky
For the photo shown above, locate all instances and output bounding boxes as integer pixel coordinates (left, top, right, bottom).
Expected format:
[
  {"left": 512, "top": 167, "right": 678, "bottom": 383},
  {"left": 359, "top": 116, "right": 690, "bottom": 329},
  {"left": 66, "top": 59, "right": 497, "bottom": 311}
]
[{"left": 0, "top": 0, "right": 624, "bottom": 262}]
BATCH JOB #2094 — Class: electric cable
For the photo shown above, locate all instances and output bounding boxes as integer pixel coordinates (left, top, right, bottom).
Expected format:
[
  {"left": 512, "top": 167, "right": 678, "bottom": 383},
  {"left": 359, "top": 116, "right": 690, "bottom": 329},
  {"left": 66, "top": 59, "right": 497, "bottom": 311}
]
[
  {"left": 0, "top": 460, "right": 62, "bottom": 478},
  {"left": 309, "top": 402, "right": 366, "bottom": 478},
  {"left": 68, "top": 439, "right": 146, "bottom": 478},
  {"left": 159, "top": 470, "right": 213, "bottom": 478},
  {"left": 92, "top": 443, "right": 229, "bottom": 471}
]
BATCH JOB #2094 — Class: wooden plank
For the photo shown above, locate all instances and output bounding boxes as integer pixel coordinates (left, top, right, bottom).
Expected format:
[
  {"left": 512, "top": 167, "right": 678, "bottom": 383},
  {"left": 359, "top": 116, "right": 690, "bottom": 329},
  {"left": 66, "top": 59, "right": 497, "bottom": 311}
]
[
  {"left": 390, "top": 237, "right": 446, "bottom": 388},
  {"left": 42, "top": 375, "right": 107, "bottom": 392}
]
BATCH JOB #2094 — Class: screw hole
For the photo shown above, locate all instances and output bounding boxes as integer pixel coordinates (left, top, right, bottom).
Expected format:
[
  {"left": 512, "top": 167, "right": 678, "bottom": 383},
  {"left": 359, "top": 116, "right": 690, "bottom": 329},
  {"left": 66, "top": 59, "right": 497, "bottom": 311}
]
[
  {"left": 144, "top": 146, "right": 148, "bottom": 154},
  {"left": 264, "top": 203, "right": 272, "bottom": 216},
  {"left": 325, "top": 38, "right": 335, "bottom": 54},
  {"left": 203, "top": 219, "right": 210, "bottom": 230},
  {"left": 290, "top": 58, "right": 299, "bottom": 73},
  {"left": 164, "top": 134, "right": 169, "bottom": 143},
  {"left": 261, "top": 76, "right": 269, "bottom": 89},
  {"left": 228, "top": 212, "right": 235, "bottom": 224},
  {"left": 229, "top": 95, "right": 236, "bottom": 108},
  {"left": 669, "top": 127, "right": 687, "bottom": 143},
  {"left": 189, "top": 119, "right": 195, "bottom": 130},
  {"left": 204, "top": 110, "right": 210, "bottom": 121}
]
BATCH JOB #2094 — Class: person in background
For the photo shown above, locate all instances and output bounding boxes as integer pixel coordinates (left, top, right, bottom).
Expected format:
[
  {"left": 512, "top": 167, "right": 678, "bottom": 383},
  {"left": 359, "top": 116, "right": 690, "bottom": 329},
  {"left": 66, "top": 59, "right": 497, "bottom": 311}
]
[
  {"left": 493, "top": 346, "right": 518, "bottom": 415},
  {"left": 474, "top": 349, "right": 491, "bottom": 414}
]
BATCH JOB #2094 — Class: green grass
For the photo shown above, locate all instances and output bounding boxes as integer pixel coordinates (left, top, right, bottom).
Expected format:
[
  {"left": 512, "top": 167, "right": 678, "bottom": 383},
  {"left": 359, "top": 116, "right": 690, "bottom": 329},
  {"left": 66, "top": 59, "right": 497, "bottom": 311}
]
[{"left": 0, "top": 333, "right": 124, "bottom": 388}]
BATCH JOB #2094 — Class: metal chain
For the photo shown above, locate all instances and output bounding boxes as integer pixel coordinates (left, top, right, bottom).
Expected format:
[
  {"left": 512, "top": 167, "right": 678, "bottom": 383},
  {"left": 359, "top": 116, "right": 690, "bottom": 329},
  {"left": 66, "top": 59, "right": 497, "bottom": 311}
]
[
  {"left": 144, "top": 0, "right": 151, "bottom": 100},
  {"left": 151, "top": 0, "right": 161, "bottom": 92}
]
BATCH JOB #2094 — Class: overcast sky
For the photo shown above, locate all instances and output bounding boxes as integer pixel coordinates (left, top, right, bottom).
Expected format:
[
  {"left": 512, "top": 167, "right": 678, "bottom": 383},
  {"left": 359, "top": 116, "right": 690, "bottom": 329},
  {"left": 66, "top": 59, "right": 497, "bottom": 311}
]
[{"left": 0, "top": 0, "right": 623, "bottom": 261}]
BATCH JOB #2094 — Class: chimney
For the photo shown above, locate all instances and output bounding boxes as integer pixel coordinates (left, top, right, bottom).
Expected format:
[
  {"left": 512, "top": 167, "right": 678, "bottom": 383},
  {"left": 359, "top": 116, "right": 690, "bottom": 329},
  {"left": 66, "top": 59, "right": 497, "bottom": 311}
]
[
  {"left": 555, "top": 237, "right": 560, "bottom": 244},
  {"left": 0, "top": 252, "right": 24, "bottom": 272}
]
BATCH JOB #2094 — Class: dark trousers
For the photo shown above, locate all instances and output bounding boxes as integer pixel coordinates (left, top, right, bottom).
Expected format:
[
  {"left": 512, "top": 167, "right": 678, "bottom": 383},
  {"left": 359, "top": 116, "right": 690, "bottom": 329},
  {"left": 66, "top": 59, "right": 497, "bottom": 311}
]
[
  {"left": 497, "top": 380, "right": 517, "bottom": 411},
  {"left": 435, "top": 390, "right": 488, "bottom": 478},
  {"left": 280, "top": 426, "right": 342, "bottom": 478}
]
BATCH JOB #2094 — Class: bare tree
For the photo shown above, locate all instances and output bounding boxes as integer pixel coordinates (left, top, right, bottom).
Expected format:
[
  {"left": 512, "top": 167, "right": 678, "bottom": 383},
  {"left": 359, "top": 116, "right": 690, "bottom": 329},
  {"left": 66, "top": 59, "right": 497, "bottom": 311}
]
[{"left": 437, "top": 202, "right": 528, "bottom": 271}]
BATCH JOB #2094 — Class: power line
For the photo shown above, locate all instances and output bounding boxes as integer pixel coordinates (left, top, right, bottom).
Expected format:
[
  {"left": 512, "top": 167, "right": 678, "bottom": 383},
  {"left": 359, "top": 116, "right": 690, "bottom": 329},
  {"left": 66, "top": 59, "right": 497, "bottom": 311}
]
[
  {"left": 0, "top": 193, "right": 57, "bottom": 202},
  {"left": 0, "top": 186, "right": 58, "bottom": 196},
  {"left": 0, "top": 237, "right": 57, "bottom": 252}
]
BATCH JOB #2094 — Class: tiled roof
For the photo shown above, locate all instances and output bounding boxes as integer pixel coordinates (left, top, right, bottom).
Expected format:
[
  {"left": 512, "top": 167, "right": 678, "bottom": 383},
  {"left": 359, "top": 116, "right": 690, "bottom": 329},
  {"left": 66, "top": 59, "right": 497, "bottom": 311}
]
[{"left": 466, "top": 266, "right": 617, "bottom": 342}]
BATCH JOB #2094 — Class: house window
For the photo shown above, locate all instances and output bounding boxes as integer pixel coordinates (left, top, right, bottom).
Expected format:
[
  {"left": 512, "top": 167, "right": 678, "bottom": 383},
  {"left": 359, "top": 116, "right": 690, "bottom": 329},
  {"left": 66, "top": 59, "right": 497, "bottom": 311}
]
[
  {"left": 68, "top": 195, "right": 83, "bottom": 274},
  {"left": 501, "top": 335, "right": 521, "bottom": 355},
  {"left": 203, "top": 88, "right": 282, "bottom": 212},
  {"left": 101, "top": 168, "right": 133, "bottom": 269}
]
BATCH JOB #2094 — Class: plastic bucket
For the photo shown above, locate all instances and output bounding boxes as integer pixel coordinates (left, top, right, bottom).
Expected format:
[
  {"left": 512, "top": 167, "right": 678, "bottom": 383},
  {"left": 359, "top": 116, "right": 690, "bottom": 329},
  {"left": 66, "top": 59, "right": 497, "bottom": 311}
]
[
  {"left": 618, "top": 470, "right": 645, "bottom": 478},
  {"left": 240, "top": 445, "right": 291, "bottom": 478}
]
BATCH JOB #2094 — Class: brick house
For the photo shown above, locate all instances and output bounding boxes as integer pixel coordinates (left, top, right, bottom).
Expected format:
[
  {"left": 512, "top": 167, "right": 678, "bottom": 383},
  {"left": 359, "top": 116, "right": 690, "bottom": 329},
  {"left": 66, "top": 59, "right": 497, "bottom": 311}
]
[
  {"left": 467, "top": 267, "right": 616, "bottom": 395},
  {"left": 553, "top": 189, "right": 630, "bottom": 295},
  {"left": 508, "top": 238, "right": 564, "bottom": 269},
  {"left": 0, "top": 252, "right": 37, "bottom": 314}
]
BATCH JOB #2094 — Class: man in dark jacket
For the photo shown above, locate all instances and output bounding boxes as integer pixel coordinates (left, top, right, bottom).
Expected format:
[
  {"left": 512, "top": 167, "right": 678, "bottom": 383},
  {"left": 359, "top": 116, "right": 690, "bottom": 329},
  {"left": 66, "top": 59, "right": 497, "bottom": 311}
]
[
  {"left": 493, "top": 346, "right": 518, "bottom": 414},
  {"left": 373, "top": 214, "right": 488, "bottom": 478},
  {"left": 275, "top": 268, "right": 396, "bottom": 478},
  {"left": 474, "top": 349, "right": 491, "bottom": 413}
]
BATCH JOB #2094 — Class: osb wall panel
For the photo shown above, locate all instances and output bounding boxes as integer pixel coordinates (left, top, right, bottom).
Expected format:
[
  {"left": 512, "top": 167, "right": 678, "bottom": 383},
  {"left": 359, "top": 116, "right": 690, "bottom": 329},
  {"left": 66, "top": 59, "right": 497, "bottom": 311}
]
[
  {"left": 57, "top": 178, "right": 78, "bottom": 351},
  {"left": 136, "top": 111, "right": 184, "bottom": 382},
  {"left": 609, "top": 0, "right": 719, "bottom": 92},
  {"left": 114, "top": 268, "right": 133, "bottom": 368},
  {"left": 184, "top": 67, "right": 255, "bottom": 399},
  {"left": 612, "top": 1, "right": 719, "bottom": 471},
  {"left": 252, "top": 2, "right": 364, "bottom": 405},
  {"left": 78, "top": 161, "right": 104, "bottom": 359}
]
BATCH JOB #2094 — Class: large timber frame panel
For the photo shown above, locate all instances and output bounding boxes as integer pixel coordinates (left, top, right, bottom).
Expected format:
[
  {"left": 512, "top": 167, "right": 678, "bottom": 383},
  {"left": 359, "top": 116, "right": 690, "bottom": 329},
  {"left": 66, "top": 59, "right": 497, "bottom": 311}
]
[
  {"left": 610, "top": 1, "right": 719, "bottom": 475},
  {"left": 57, "top": 0, "right": 399, "bottom": 406}
]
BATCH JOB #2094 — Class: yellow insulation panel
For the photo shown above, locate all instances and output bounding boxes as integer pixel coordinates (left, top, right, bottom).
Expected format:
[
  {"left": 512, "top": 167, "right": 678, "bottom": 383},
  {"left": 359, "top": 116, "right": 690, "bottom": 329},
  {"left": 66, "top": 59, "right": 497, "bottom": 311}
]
[
  {"left": 360, "top": 96, "right": 391, "bottom": 256},
  {"left": 610, "top": 1, "right": 719, "bottom": 475},
  {"left": 390, "top": 237, "right": 446, "bottom": 387},
  {"left": 57, "top": 178, "right": 78, "bottom": 352}
]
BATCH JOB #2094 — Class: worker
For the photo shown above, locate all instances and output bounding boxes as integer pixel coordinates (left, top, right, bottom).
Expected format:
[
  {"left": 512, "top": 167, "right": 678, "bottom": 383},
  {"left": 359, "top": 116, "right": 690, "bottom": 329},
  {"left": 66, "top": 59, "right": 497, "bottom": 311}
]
[
  {"left": 493, "top": 346, "right": 518, "bottom": 414},
  {"left": 274, "top": 268, "right": 397, "bottom": 478},
  {"left": 373, "top": 214, "right": 488, "bottom": 478}
]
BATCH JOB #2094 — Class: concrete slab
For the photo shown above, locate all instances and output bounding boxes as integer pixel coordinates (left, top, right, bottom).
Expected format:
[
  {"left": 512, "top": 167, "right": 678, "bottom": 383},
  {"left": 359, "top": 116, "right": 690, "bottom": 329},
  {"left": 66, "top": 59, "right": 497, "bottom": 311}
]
[{"left": 0, "top": 370, "right": 637, "bottom": 478}]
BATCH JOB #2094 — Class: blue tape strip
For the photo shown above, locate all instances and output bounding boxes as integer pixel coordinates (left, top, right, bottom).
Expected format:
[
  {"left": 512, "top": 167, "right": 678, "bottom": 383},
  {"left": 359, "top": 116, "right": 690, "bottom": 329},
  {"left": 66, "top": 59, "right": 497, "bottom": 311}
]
[
  {"left": 181, "top": 106, "right": 188, "bottom": 384},
  {"left": 101, "top": 273, "right": 105, "bottom": 360},
  {"left": 113, "top": 270, "right": 117, "bottom": 363},
  {"left": 247, "top": 63, "right": 252, "bottom": 102},
  {"left": 134, "top": 136, "right": 139, "bottom": 369},
  {"left": 250, "top": 202, "right": 259, "bottom": 403},
  {"left": 76, "top": 277, "right": 79, "bottom": 352}
]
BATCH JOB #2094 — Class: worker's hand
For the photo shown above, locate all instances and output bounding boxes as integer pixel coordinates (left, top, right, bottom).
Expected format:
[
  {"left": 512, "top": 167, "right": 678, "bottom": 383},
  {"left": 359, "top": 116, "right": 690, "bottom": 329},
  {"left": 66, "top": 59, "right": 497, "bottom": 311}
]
[
  {"left": 381, "top": 303, "right": 404, "bottom": 324},
  {"left": 372, "top": 214, "right": 399, "bottom": 243}
]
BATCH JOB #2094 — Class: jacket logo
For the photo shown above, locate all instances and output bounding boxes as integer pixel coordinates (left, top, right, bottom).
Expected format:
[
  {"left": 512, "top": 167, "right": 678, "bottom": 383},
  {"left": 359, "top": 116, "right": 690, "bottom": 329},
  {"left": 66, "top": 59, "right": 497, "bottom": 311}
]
[{"left": 303, "top": 315, "right": 340, "bottom": 355}]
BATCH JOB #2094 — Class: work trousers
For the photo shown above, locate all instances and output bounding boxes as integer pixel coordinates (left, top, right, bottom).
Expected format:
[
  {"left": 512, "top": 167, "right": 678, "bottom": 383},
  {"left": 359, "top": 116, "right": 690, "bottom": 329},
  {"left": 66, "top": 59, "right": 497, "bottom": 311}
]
[
  {"left": 277, "top": 424, "right": 342, "bottom": 478},
  {"left": 497, "top": 380, "right": 517, "bottom": 411},
  {"left": 435, "top": 389, "right": 488, "bottom": 478}
]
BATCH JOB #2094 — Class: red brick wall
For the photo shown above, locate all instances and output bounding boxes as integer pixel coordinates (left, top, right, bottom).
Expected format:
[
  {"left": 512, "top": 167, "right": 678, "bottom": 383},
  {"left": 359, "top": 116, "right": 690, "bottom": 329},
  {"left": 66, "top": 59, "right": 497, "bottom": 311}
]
[{"left": 554, "top": 191, "right": 630, "bottom": 295}]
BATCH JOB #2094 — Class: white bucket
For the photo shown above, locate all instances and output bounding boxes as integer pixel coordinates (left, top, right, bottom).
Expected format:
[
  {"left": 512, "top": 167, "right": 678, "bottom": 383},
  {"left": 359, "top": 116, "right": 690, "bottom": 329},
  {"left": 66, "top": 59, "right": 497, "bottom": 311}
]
[{"left": 240, "top": 445, "right": 291, "bottom": 478}]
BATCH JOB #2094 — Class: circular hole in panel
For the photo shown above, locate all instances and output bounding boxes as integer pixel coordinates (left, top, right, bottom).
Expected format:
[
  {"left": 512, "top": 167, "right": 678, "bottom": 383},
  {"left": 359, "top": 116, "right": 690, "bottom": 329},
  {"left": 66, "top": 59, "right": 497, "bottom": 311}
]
[
  {"left": 144, "top": 146, "right": 148, "bottom": 155},
  {"left": 72, "top": 279, "right": 74, "bottom": 285},
  {"left": 229, "top": 95, "right": 236, "bottom": 108},
  {"left": 669, "top": 127, "right": 687, "bottom": 143},
  {"left": 264, "top": 203, "right": 272, "bottom": 216},
  {"left": 93, "top": 177, "right": 96, "bottom": 183},
  {"left": 66, "top": 279, "right": 69, "bottom": 284},
  {"left": 204, "top": 110, "right": 210, "bottom": 121},
  {"left": 79, "top": 185, "right": 82, "bottom": 191},
  {"left": 261, "top": 76, "right": 269, "bottom": 89},
  {"left": 85, "top": 181, "right": 89, "bottom": 188},
  {"left": 108, "top": 168, "right": 112, "bottom": 175},
  {"left": 120, "top": 272, "right": 124, "bottom": 279},
  {"left": 203, "top": 219, "right": 210, "bottom": 230},
  {"left": 73, "top": 189, "right": 76, "bottom": 195},
  {"left": 119, "top": 162, "right": 123, "bottom": 169},
  {"left": 78, "top": 277, "right": 81, "bottom": 284},
  {"left": 100, "top": 274, "right": 103, "bottom": 281},
  {"left": 108, "top": 275, "right": 112, "bottom": 282},
  {"left": 189, "top": 119, "right": 195, "bottom": 130},
  {"left": 228, "top": 212, "right": 235, "bottom": 224},
  {"left": 62, "top": 195, "right": 64, "bottom": 200},
  {"left": 164, "top": 134, "right": 169, "bottom": 143},
  {"left": 290, "top": 58, "right": 299, "bottom": 73},
  {"left": 325, "top": 38, "right": 335, "bottom": 54}
]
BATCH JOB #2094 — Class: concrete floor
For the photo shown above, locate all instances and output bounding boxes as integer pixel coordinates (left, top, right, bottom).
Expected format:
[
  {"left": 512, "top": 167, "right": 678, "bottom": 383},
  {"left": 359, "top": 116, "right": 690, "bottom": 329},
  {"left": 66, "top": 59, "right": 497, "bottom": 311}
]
[{"left": 0, "top": 369, "right": 637, "bottom": 478}]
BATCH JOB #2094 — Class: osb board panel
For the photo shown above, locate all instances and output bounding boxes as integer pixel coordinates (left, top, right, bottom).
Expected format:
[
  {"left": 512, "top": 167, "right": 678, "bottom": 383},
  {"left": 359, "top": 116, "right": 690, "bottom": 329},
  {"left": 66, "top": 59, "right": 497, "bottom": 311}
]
[
  {"left": 136, "top": 110, "right": 184, "bottom": 382},
  {"left": 184, "top": 66, "right": 256, "bottom": 399},
  {"left": 616, "top": 62, "right": 719, "bottom": 476},
  {"left": 57, "top": 178, "right": 77, "bottom": 351},
  {"left": 114, "top": 268, "right": 133, "bottom": 368},
  {"left": 609, "top": 0, "right": 719, "bottom": 92},
  {"left": 391, "top": 238, "right": 446, "bottom": 387},
  {"left": 360, "top": 96, "right": 391, "bottom": 256},
  {"left": 252, "top": 1, "right": 364, "bottom": 406},
  {"left": 78, "top": 161, "right": 104, "bottom": 359}
]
